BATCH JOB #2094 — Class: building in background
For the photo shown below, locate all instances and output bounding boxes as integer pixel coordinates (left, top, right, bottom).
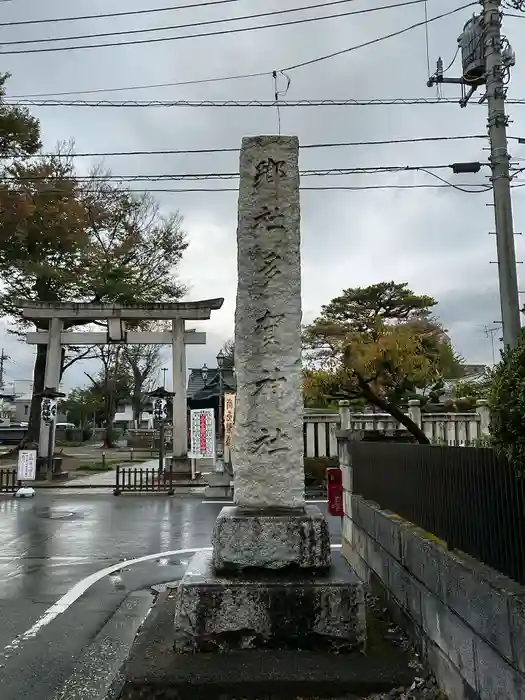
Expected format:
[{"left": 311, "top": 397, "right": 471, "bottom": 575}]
[
  {"left": 113, "top": 402, "right": 154, "bottom": 430},
  {"left": 441, "top": 364, "right": 489, "bottom": 400},
  {"left": 187, "top": 364, "right": 236, "bottom": 426}
]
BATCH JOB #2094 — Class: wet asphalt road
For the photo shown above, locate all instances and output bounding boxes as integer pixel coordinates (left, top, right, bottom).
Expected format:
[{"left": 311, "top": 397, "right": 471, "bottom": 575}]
[{"left": 0, "top": 492, "right": 339, "bottom": 700}]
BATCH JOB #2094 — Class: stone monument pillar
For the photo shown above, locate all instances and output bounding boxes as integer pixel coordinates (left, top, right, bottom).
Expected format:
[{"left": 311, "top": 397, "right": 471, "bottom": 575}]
[
  {"left": 211, "top": 135, "right": 329, "bottom": 570},
  {"left": 232, "top": 135, "right": 304, "bottom": 509},
  {"left": 173, "top": 136, "right": 365, "bottom": 653}
]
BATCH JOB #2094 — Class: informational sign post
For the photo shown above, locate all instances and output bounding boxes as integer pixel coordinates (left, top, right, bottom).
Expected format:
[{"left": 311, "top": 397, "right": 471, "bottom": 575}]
[
  {"left": 17, "top": 449, "right": 37, "bottom": 482},
  {"left": 223, "top": 392, "right": 236, "bottom": 464},
  {"left": 189, "top": 408, "right": 216, "bottom": 460}
]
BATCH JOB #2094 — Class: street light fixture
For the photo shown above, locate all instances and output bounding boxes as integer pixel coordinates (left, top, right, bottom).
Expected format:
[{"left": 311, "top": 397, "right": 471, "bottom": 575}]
[
  {"left": 216, "top": 349, "right": 226, "bottom": 369},
  {"left": 147, "top": 386, "right": 175, "bottom": 476}
]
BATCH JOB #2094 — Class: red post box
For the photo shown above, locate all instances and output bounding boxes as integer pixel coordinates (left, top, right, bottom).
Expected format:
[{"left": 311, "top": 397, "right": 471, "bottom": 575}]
[{"left": 327, "top": 467, "right": 344, "bottom": 517}]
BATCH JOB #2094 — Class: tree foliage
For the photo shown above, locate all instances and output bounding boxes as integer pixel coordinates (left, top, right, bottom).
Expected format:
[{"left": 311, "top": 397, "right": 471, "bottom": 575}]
[
  {"left": 86, "top": 346, "right": 132, "bottom": 447},
  {"left": 0, "top": 156, "right": 187, "bottom": 324},
  {"left": 0, "top": 141, "right": 188, "bottom": 445},
  {"left": 0, "top": 74, "right": 41, "bottom": 158},
  {"left": 220, "top": 338, "right": 235, "bottom": 369},
  {"left": 489, "top": 334, "right": 525, "bottom": 473},
  {"left": 61, "top": 387, "right": 104, "bottom": 428},
  {"left": 303, "top": 369, "right": 361, "bottom": 410},
  {"left": 64, "top": 340, "right": 164, "bottom": 436},
  {"left": 303, "top": 282, "right": 463, "bottom": 442},
  {"left": 121, "top": 332, "right": 164, "bottom": 428}
]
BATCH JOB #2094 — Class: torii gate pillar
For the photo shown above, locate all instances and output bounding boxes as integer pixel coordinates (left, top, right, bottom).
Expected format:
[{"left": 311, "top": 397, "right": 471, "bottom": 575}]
[
  {"left": 39, "top": 318, "right": 63, "bottom": 461},
  {"left": 172, "top": 318, "right": 187, "bottom": 460}
]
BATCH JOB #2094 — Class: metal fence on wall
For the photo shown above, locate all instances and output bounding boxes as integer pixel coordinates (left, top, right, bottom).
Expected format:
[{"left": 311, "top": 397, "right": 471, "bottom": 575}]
[{"left": 349, "top": 442, "right": 525, "bottom": 585}]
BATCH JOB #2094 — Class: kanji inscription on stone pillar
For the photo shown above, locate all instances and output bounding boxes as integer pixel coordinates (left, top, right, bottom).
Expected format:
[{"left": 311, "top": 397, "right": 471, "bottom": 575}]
[{"left": 232, "top": 135, "right": 304, "bottom": 509}]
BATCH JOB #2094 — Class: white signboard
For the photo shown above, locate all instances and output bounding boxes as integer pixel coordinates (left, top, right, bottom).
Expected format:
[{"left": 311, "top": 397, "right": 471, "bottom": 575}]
[
  {"left": 17, "top": 449, "right": 37, "bottom": 481},
  {"left": 189, "top": 408, "right": 216, "bottom": 459}
]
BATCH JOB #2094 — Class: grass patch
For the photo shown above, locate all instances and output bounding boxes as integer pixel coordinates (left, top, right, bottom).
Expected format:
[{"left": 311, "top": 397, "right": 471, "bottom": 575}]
[
  {"left": 79, "top": 462, "right": 114, "bottom": 472},
  {"left": 55, "top": 441, "right": 86, "bottom": 447}
]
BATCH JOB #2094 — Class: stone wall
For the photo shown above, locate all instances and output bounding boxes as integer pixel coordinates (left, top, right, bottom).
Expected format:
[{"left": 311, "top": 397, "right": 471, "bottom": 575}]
[{"left": 340, "top": 449, "right": 525, "bottom": 700}]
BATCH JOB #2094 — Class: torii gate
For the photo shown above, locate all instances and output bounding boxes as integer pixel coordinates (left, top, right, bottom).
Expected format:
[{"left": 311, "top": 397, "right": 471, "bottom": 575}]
[{"left": 20, "top": 299, "right": 224, "bottom": 471}]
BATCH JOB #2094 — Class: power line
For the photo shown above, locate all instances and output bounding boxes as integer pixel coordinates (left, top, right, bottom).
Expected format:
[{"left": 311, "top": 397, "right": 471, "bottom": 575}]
[
  {"left": 0, "top": 1, "right": 472, "bottom": 55},
  {"left": 1, "top": 164, "right": 489, "bottom": 182},
  {"left": 2, "top": 3, "right": 473, "bottom": 99},
  {"left": 9, "top": 97, "right": 525, "bottom": 108},
  {"left": 417, "top": 167, "right": 492, "bottom": 193},
  {"left": 130, "top": 184, "right": 493, "bottom": 192},
  {"left": 282, "top": 2, "right": 476, "bottom": 71},
  {"left": 0, "top": 0, "right": 257, "bottom": 27},
  {"left": 3, "top": 134, "right": 489, "bottom": 159},
  {"left": 0, "top": 0, "right": 425, "bottom": 46},
  {"left": 0, "top": 183, "right": 493, "bottom": 193},
  {"left": 9, "top": 73, "right": 273, "bottom": 100}
]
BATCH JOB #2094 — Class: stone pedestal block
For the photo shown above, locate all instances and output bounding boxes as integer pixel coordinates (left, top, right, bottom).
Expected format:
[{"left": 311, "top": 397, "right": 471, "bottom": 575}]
[
  {"left": 204, "top": 472, "right": 233, "bottom": 499},
  {"left": 212, "top": 505, "right": 331, "bottom": 570},
  {"left": 173, "top": 550, "right": 366, "bottom": 653},
  {"left": 206, "top": 472, "right": 232, "bottom": 487},
  {"left": 204, "top": 486, "right": 231, "bottom": 499},
  {"left": 169, "top": 456, "right": 192, "bottom": 478}
]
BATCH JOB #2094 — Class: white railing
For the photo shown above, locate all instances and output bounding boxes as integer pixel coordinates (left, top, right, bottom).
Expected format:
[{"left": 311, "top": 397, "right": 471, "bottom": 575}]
[{"left": 303, "top": 400, "right": 490, "bottom": 458}]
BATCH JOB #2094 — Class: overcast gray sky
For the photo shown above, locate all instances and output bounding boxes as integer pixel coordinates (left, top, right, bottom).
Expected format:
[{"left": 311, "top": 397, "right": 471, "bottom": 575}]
[{"left": 1, "top": 0, "right": 524, "bottom": 391}]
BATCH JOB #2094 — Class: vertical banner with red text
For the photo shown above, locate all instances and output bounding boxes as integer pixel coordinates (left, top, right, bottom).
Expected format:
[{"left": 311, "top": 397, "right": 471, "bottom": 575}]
[{"left": 189, "top": 408, "right": 216, "bottom": 460}]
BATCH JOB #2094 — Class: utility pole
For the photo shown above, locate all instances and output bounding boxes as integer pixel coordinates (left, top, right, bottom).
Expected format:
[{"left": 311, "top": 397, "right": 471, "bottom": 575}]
[
  {"left": 484, "top": 0, "right": 521, "bottom": 349},
  {"left": 0, "top": 348, "right": 9, "bottom": 389},
  {"left": 426, "top": 0, "right": 521, "bottom": 348},
  {"left": 483, "top": 325, "right": 500, "bottom": 364}
]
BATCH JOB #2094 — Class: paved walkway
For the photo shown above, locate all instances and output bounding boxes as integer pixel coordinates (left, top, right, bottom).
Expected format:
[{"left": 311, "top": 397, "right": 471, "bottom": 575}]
[
  {"left": 68, "top": 469, "right": 122, "bottom": 487},
  {"left": 68, "top": 459, "right": 210, "bottom": 487},
  {"left": 68, "top": 461, "right": 148, "bottom": 487}
]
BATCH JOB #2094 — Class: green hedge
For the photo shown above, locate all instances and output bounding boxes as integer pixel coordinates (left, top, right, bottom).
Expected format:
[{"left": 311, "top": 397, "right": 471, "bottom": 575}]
[
  {"left": 489, "top": 334, "right": 525, "bottom": 474},
  {"left": 304, "top": 457, "right": 339, "bottom": 486}
]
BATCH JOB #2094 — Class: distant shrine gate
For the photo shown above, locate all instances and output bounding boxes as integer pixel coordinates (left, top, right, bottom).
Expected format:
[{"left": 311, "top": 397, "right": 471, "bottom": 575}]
[{"left": 20, "top": 300, "right": 224, "bottom": 465}]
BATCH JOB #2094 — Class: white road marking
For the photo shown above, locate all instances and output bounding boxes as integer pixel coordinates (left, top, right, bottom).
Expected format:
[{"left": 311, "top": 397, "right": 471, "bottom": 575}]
[
  {"left": 0, "top": 546, "right": 209, "bottom": 657},
  {"left": 1, "top": 543, "right": 342, "bottom": 656}
]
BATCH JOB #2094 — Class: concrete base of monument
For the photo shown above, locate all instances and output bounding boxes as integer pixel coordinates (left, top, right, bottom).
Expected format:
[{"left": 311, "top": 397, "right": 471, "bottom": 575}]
[
  {"left": 112, "top": 584, "right": 415, "bottom": 700},
  {"left": 172, "top": 550, "right": 365, "bottom": 653},
  {"left": 168, "top": 456, "right": 192, "bottom": 478},
  {"left": 212, "top": 504, "right": 331, "bottom": 570},
  {"left": 204, "top": 471, "right": 232, "bottom": 497}
]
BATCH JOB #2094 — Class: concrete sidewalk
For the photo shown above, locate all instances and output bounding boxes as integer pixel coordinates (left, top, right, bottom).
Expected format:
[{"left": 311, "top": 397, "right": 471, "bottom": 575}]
[
  {"left": 68, "top": 460, "right": 206, "bottom": 489},
  {"left": 68, "top": 468, "right": 125, "bottom": 487},
  {"left": 68, "top": 461, "right": 150, "bottom": 487}
]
